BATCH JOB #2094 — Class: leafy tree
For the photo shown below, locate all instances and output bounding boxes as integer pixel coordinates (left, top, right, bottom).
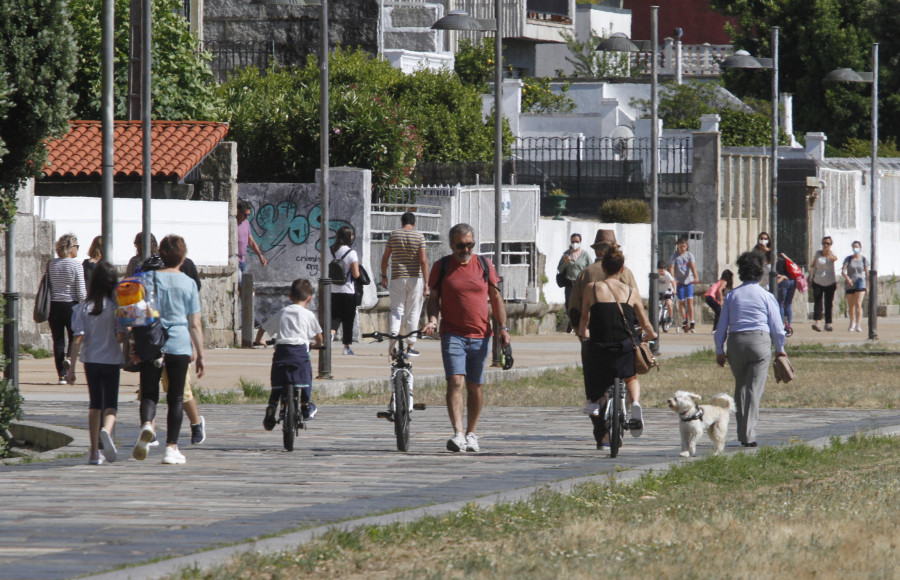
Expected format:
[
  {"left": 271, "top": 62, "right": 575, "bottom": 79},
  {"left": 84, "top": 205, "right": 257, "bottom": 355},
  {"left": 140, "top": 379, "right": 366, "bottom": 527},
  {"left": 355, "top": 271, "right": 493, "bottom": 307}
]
[
  {"left": 521, "top": 77, "right": 576, "bottom": 114},
  {"left": 454, "top": 38, "right": 496, "bottom": 91},
  {"left": 219, "top": 49, "right": 502, "bottom": 196},
  {"left": 838, "top": 137, "right": 900, "bottom": 158},
  {"left": 69, "top": 0, "right": 220, "bottom": 120},
  {"left": 562, "top": 32, "right": 642, "bottom": 78},
  {"left": 709, "top": 0, "right": 889, "bottom": 149},
  {"left": 632, "top": 81, "right": 788, "bottom": 147},
  {"left": 0, "top": 70, "right": 10, "bottom": 164},
  {"left": 0, "top": 0, "right": 78, "bottom": 226}
]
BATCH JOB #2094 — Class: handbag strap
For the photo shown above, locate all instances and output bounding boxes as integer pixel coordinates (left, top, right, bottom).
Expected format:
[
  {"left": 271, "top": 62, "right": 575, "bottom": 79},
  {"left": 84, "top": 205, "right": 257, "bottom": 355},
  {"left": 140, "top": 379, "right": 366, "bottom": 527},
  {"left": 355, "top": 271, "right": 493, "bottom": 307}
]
[{"left": 602, "top": 280, "right": 639, "bottom": 350}]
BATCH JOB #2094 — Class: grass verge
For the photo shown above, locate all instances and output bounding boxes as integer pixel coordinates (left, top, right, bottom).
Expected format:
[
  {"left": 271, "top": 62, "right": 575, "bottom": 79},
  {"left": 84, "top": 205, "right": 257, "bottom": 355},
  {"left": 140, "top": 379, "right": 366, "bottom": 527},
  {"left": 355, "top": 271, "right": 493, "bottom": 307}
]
[
  {"left": 317, "top": 345, "right": 900, "bottom": 410},
  {"left": 168, "top": 434, "right": 900, "bottom": 579}
]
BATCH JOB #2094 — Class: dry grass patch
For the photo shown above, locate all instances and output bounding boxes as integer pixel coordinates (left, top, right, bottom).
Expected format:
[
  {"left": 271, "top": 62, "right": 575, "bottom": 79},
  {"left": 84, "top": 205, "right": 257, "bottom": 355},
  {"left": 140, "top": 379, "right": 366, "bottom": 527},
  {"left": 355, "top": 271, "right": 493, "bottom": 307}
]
[
  {"left": 170, "top": 435, "right": 900, "bottom": 579},
  {"left": 320, "top": 346, "right": 900, "bottom": 410}
]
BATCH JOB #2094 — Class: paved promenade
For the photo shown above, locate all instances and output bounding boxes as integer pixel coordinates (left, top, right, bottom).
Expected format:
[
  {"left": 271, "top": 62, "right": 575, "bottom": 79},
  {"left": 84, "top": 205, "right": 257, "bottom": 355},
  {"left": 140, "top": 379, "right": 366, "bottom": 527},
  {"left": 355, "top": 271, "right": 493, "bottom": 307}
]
[{"left": 4, "top": 318, "right": 900, "bottom": 579}]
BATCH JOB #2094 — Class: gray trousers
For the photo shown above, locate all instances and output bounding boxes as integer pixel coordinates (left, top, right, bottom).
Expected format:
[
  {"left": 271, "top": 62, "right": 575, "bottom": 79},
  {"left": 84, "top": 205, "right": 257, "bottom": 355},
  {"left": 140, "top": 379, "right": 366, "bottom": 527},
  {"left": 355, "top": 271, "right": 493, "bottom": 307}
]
[{"left": 726, "top": 331, "right": 772, "bottom": 444}]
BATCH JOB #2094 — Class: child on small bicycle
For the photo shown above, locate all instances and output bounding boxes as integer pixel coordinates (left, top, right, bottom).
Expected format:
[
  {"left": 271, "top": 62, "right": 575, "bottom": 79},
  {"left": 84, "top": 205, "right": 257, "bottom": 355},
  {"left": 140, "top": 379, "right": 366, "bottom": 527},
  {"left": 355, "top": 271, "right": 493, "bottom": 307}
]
[
  {"left": 260, "top": 278, "right": 323, "bottom": 431},
  {"left": 657, "top": 260, "right": 675, "bottom": 326}
]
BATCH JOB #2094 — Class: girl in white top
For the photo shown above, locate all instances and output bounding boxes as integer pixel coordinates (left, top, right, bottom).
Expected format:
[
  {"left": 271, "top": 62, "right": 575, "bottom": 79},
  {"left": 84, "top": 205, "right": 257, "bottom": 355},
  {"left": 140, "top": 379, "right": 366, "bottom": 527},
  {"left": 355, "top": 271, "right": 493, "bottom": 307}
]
[{"left": 329, "top": 226, "right": 361, "bottom": 355}]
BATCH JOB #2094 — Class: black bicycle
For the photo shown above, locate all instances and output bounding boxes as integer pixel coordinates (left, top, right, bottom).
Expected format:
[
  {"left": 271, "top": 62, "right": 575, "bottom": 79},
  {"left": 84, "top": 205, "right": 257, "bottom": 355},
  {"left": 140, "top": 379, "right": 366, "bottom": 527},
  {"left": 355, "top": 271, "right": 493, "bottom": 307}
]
[
  {"left": 362, "top": 329, "right": 426, "bottom": 451},
  {"left": 604, "top": 339, "right": 653, "bottom": 458},
  {"left": 268, "top": 341, "right": 322, "bottom": 452}
]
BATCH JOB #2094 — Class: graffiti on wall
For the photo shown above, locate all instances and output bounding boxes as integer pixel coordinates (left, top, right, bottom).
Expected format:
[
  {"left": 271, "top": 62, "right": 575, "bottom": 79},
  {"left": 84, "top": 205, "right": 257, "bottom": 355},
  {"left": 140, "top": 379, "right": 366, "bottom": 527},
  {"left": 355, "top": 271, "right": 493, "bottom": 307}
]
[{"left": 246, "top": 200, "right": 352, "bottom": 279}]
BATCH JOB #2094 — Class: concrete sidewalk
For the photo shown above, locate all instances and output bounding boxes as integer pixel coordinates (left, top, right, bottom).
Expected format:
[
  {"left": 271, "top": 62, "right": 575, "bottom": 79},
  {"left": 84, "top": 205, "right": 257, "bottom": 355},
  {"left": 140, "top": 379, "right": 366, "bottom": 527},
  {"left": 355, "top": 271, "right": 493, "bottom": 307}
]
[{"left": 4, "top": 318, "right": 900, "bottom": 579}]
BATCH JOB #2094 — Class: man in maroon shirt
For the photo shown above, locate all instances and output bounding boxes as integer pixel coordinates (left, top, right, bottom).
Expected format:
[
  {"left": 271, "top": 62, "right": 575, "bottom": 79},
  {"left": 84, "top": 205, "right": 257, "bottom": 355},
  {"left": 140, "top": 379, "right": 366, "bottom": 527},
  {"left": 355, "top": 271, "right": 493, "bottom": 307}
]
[{"left": 423, "top": 223, "right": 511, "bottom": 453}]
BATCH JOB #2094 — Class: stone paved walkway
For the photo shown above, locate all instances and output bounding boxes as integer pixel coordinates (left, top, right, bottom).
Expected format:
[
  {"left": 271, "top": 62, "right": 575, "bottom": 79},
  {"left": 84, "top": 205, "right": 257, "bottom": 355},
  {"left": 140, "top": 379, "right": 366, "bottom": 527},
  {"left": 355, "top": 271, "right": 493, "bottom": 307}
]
[{"left": 5, "top": 319, "right": 900, "bottom": 579}]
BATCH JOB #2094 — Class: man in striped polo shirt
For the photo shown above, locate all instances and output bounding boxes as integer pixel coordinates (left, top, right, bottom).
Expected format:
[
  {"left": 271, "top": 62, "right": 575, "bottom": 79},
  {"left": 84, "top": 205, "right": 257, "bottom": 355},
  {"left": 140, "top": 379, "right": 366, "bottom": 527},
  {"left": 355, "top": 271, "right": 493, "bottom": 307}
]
[{"left": 380, "top": 212, "right": 429, "bottom": 356}]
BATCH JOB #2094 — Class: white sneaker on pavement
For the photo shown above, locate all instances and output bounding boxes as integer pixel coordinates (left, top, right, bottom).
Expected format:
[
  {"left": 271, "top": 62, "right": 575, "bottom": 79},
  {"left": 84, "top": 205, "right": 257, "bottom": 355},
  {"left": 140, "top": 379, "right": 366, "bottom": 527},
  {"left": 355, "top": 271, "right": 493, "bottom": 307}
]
[
  {"left": 583, "top": 402, "right": 600, "bottom": 416},
  {"left": 446, "top": 432, "right": 466, "bottom": 452},
  {"left": 99, "top": 428, "right": 117, "bottom": 462},
  {"left": 161, "top": 446, "right": 186, "bottom": 465},
  {"left": 465, "top": 433, "right": 480, "bottom": 453},
  {"left": 630, "top": 402, "right": 643, "bottom": 438},
  {"left": 132, "top": 423, "right": 155, "bottom": 461}
]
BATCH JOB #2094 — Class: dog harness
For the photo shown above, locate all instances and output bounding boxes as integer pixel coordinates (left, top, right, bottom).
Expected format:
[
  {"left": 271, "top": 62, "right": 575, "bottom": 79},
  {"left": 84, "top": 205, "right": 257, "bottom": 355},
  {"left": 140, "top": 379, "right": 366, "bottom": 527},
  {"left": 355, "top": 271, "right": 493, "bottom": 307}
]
[{"left": 680, "top": 407, "right": 704, "bottom": 422}]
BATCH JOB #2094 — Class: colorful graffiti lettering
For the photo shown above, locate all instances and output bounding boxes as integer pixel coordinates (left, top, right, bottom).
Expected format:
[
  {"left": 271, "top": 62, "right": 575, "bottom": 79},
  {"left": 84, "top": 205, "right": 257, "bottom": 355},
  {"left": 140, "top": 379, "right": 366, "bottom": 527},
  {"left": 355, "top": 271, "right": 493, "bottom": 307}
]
[{"left": 250, "top": 202, "right": 351, "bottom": 254}]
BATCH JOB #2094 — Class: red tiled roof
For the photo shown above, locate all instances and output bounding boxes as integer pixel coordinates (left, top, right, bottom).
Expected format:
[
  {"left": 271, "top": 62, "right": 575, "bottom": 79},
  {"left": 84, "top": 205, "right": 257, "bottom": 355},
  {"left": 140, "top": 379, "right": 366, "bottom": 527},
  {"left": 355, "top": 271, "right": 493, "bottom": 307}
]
[{"left": 43, "top": 120, "right": 229, "bottom": 181}]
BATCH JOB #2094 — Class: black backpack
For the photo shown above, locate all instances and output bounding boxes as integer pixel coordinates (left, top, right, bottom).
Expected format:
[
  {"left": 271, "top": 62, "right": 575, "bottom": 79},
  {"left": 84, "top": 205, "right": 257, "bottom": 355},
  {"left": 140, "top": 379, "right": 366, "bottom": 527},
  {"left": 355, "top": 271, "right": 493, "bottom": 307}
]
[
  {"left": 328, "top": 247, "right": 351, "bottom": 282},
  {"left": 434, "top": 254, "right": 493, "bottom": 297}
]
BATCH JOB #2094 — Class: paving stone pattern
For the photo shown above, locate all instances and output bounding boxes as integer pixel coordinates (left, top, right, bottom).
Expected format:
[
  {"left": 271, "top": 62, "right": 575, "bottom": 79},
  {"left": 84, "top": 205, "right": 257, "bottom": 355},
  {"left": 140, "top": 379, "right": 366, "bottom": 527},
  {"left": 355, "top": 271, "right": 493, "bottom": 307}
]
[{"left": 3, "top": 400, "right": 900, "bottom": 579}]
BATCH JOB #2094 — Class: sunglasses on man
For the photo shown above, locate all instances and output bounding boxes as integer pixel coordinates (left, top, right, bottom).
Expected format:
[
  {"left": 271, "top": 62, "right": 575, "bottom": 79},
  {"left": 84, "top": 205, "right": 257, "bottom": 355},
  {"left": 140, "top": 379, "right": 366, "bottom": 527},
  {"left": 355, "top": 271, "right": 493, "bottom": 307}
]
[{"left": 455, "top": 242, "right": 475, "bottom": 250}]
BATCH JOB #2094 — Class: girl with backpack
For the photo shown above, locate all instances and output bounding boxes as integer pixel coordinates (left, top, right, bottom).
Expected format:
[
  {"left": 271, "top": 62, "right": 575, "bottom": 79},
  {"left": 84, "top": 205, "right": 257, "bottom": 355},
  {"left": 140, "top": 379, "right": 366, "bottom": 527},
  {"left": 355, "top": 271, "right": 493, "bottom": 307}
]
[
  {"left": 67, "top": 262, "right": 124, "bottom": 464},
  {"left": 330, "top": 226, "right": 361, "bottom": 355}
]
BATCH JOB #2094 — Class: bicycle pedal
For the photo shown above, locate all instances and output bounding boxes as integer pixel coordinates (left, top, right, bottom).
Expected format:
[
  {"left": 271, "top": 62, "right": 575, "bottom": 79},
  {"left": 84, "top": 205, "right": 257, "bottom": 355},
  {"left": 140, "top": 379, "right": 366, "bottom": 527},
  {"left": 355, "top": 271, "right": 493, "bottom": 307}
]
[
  {"left": 376, "top": 411, "right": 394, "bottom": 422},
  {"left": 413, "top": 403, "right": 426, "bottom": 411}
]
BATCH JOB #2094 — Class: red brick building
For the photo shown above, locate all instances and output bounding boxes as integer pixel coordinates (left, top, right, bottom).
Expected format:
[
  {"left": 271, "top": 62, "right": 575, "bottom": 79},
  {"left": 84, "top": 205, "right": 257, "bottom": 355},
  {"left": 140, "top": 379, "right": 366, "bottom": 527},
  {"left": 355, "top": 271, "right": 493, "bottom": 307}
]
[{"left": 623, "top": 0, "right": 737, "bottom": 45}]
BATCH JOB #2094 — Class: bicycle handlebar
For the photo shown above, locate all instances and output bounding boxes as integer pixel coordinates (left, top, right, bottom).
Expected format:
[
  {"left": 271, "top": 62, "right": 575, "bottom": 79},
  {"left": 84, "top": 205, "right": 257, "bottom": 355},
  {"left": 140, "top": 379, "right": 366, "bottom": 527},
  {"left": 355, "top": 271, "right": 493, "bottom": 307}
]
[{"left": 362, "top": 329, "right": 425, "bottom": 342}]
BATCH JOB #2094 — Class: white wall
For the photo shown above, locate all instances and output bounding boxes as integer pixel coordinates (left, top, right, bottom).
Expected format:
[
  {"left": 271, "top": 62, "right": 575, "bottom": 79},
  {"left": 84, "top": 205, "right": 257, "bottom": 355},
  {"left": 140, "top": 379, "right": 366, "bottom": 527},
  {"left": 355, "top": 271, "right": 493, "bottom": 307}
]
[
  {"left": 538, "top": 218, "right": 652, "bottom": 306},
  {"left": 577, "top": 6, "right": 632, "bottom": 41},
  {"left": 33, "top": 197, "right": 229, "bottom": 266}
]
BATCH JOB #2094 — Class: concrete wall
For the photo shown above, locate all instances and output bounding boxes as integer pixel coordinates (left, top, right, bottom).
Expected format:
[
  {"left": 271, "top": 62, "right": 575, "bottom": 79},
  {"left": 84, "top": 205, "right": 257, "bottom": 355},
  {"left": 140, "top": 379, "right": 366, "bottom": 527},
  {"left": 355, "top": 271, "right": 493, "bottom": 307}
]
[
  {"left": 538, "top": 218, "right": 652, "bottom": 305},
  {"left": 0, "top": 180, "right": 56, "bottom": 349},
  {"left": 236, "top": 168, "right": 373, "bottom": 329},
  {"left": 203, "top": 0, "right": 378, "bottom": 67}
]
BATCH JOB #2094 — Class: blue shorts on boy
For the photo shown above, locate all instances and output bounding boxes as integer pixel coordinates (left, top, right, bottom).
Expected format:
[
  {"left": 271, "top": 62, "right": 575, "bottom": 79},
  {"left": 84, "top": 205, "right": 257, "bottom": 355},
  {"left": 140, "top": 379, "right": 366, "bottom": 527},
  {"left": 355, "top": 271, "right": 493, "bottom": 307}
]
[{"left": 261, "top": 303, "right": 322, "bottom": 404}]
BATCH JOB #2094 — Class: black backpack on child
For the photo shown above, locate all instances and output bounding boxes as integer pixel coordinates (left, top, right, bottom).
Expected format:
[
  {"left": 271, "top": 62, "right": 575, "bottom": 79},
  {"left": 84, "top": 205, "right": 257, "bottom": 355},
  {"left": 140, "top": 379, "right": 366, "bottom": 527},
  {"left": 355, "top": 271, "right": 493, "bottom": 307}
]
[{"left": 328, "top": 248, "right": 351, "bottom": 283}]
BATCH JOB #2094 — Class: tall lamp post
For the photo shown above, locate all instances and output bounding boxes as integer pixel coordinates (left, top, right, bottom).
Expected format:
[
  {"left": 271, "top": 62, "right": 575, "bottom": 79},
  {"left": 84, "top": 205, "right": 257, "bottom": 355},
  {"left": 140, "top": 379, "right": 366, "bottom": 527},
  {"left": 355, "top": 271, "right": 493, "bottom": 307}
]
[
  {"left": 720, "top": 27, "right": 780, "bottom": 295},
  {"left": 318, "top": 0, "right": 333, "bottom": 377},
  {"left": 433, "top": 9, "right": 504, "bottom": 364},
  {"left": 596, "top": 6, "right": 660, "bottom": 353},
  {"left": 824, "top": 44, "right": 879, "bottom": 339}
]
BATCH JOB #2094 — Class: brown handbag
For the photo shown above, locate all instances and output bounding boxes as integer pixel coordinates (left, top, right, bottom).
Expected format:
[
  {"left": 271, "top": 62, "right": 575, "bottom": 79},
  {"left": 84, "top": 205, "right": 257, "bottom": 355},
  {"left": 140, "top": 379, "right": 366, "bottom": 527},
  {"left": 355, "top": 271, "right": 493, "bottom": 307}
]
[{"left": 604, "top": 281, "right": 659, "bottom": 375}]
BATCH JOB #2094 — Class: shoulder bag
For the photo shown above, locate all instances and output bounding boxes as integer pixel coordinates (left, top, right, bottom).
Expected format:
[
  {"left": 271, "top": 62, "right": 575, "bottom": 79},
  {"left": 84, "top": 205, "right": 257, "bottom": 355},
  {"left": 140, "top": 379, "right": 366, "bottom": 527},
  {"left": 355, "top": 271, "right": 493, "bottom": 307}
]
[
  {"left": 33, "top": 262, "right": 52, "bottom": 323},
  {"left": 604, "top": 281, "right": 658, "bottom": 374}
]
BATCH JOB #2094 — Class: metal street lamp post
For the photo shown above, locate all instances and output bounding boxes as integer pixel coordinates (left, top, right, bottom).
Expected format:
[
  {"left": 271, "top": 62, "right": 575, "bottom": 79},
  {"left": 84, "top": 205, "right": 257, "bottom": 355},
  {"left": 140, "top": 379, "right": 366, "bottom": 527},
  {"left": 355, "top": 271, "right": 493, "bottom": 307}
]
[
  {"left": 433, "top": 9, "right": 504, "bottom": 364},
  {"left": 318, "top": 0, "right": 333, "bottom": 377},
  {"left": 824, "top": 44, "right": 879, "bottom": 339},
  {"left": 596, "top": 6, "right": 660, "bottom": 354},
  {"left": 720, "top": 27, "right": 780, "bottom": 295}
]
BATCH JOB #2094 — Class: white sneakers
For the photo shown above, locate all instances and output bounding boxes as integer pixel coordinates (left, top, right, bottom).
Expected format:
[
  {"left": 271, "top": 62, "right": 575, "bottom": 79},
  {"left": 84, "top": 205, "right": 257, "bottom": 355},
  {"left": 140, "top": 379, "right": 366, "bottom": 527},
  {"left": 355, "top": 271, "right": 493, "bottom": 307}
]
[
  {"left": 132, "top": 424, "right": 155, "bottom": 461},
  {"left": 88, "top": 452, "right": 105, "bottom": 465},
  {"left": 161, "top": 446, "right": 186, "bottom": 465},
  {"left": 465, "top": 433, "right": 479, "bottom": 453},
  {"left": 447, "top": 432, "right": 480, "bottom": 452},
  {"left": 583, "top": 402, "right": 600, "bottom": 416},
  {"left": 99, "top": 429, "right": 117, "bottom": 462},
  {"left": 447, "top": 432, "right": 466, "bottom": 452}
]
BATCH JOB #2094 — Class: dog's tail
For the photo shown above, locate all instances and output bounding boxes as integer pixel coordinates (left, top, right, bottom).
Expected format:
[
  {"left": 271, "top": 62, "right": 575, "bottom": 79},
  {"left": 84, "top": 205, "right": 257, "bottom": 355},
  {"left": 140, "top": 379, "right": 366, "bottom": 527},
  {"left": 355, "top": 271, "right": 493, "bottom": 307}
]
[{"left": 710, "top": 393, "right": 736, "bottom": 413}]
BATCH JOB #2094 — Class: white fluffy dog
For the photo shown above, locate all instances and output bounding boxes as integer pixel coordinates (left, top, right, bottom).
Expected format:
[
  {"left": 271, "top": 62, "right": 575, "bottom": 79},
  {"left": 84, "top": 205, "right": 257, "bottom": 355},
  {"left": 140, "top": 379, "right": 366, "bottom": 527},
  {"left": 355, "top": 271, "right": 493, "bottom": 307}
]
[{"left": 666, "top": 391, "right": 735, "bottom": 457}]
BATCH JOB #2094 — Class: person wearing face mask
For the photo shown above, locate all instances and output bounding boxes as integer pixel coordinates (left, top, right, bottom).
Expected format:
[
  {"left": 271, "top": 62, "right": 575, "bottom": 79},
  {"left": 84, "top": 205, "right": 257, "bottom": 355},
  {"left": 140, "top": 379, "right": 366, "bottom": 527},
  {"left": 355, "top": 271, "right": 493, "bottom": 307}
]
[
  {"left": 753, "top": 232, "right": 772, "bottom": 290},
  {"left": 842, "top": 241, "right": 869, "bottom": 332},
  {"left": 808, "top": 236, "right": 838, "bottom": 332},
  {"left": 557, "top": 233, "right": 592, "bottom": 332}
]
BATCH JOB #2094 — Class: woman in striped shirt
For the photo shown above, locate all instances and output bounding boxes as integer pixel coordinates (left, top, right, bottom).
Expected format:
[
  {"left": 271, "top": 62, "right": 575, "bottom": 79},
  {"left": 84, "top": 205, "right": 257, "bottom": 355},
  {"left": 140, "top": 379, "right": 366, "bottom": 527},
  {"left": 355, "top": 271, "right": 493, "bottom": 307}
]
[{"left": 48, "top": 233, "right": 86, "bottom": 384}]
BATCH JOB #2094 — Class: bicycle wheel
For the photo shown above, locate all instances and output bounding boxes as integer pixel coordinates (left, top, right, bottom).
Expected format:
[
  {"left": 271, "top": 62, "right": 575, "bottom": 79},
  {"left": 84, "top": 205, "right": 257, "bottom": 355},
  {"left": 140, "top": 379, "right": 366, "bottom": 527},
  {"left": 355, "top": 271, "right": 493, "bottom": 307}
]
[
  {"left": 393, "top": 370, "right": 411, "bottom": 452},
  {"left": 609, "top": 378, "right": 624, "bottom": 458},
  {"left": 660, "top": 304, "right": 671, "bottom": 333},
  {"left": 283, "top": 385, "right": 296, "bottom": 452}
]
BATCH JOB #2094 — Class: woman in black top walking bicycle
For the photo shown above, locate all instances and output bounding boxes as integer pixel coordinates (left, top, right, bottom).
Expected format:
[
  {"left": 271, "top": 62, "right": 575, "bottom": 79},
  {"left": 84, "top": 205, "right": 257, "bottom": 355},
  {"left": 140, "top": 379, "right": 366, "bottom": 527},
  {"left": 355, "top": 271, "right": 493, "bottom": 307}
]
[{"left": 577, "top": 245, "right": 656, "bottom": 449}]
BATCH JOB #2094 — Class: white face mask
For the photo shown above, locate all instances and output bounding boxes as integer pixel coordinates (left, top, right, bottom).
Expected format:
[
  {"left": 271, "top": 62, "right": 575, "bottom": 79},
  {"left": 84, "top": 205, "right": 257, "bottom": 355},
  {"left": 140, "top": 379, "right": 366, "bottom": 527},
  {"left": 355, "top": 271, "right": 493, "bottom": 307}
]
[
  {"left": 853, "top": 247, "right": 861, "bottom": 254},
  {"left": 759, "top": 239, "right": 769, "bottom": 247},
  {"left": 571, "top": 242, "right": 580, "bottom": 250}
]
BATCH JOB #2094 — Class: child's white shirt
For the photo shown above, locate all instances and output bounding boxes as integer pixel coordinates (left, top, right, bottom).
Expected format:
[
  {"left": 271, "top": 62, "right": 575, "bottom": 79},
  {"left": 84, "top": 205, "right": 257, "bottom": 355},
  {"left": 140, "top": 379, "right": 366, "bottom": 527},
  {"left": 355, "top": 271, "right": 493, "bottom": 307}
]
[
  {"left": 261, "top": 303, "right": 322, "bottom": 345},
  {"left": 659, "top": 271, "right": 676, "bottom": 294}
]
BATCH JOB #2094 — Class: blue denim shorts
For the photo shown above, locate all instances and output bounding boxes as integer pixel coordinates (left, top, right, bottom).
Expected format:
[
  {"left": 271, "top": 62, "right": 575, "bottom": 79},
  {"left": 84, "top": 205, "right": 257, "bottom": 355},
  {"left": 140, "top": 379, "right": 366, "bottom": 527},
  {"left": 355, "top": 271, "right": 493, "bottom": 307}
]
[{"left": 440, "top": 333, "right": 491, "bottom": 384}]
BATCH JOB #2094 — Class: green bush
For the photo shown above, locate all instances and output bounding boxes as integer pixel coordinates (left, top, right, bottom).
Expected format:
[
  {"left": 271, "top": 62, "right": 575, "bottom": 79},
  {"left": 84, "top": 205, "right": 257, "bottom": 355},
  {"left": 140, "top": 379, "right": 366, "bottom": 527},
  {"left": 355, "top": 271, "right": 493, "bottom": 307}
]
[
  {"left": 598, "top": 199, "right": 650, "bottom": 223},
  {"left": 218, "top": 48, "right": 496, "bottom": 196},
  {"left": 0, "top": 354, "right": 23, "bottom": 458}
]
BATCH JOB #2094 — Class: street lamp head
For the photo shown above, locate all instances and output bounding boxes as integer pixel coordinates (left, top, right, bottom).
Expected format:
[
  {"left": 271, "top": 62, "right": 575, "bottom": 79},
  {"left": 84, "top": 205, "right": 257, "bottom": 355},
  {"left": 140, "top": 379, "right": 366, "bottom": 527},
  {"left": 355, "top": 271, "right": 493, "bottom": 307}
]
[
  {"left": 720, "top": 49, "right": 765, "bottom": 70},
  {"left": 596, "top": 32, "right": 640, "bottom": 52},
  {"left": 823, "top": 67, "right": 867, "bottom": 83},
  {"left": 432, "top": 10, "right": 487, "bottom": 31}
]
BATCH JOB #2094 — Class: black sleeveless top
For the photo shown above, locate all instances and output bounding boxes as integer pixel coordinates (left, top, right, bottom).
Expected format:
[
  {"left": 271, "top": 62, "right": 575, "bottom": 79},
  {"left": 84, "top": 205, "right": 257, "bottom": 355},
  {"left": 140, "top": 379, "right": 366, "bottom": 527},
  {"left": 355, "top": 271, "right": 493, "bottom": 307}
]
[{"left": 588, "top": 301, "right": 635, "bottom": 345}]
